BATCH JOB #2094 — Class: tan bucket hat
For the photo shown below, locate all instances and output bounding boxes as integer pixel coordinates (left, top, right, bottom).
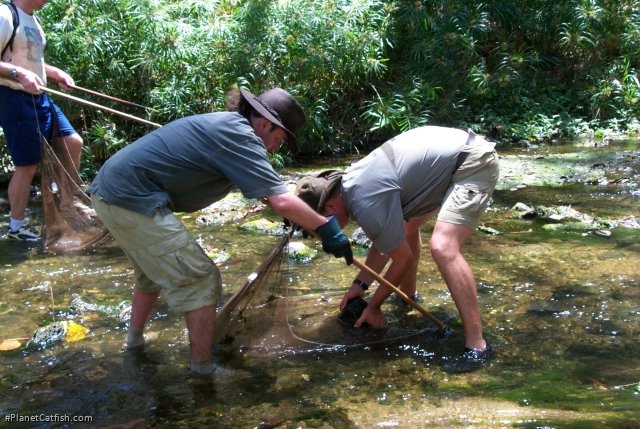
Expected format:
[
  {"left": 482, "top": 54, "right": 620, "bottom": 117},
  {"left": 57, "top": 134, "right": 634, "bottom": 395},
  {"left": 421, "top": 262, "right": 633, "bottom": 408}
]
[{"left": 295, "top": 170, "right": 344, "bottom": 212}]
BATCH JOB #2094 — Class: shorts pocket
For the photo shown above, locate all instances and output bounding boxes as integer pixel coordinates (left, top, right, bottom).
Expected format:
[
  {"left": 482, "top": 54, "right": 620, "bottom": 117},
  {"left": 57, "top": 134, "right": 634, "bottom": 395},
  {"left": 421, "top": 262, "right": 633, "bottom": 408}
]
[
  {"left": 450, "top": 184, "right": 489, "bottom": 216},
  {"left": 147, "top": 233, "right": 213, "bottom": 288}
]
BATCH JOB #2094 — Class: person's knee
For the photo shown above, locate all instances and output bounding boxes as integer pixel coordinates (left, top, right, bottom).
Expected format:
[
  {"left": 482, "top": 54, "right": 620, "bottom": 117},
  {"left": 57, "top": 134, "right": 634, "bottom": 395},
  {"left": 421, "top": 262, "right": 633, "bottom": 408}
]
[
  {"left": 68, "top": 134, "right": 83, "bottom": 154},
  {"left": 55, "top": 133, "right": 83, "bottom": 153},
  {"left": 430, "top": 234, "right": 456, "bottom": 264},
  {"left": 70, "top": 133, "right": 83, "bottom": 147}
]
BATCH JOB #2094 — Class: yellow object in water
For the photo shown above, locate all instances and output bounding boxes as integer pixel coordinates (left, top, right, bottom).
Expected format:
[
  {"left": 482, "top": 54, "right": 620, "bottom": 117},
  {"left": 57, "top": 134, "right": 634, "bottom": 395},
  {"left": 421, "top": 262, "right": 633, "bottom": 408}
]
[{"left": 63, "top": 321, "right": 89, "bottom": 343}]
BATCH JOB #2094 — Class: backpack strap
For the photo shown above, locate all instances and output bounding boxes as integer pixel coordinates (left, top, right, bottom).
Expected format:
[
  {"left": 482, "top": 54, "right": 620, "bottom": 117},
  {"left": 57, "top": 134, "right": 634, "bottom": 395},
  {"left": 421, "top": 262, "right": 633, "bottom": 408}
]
[{"left": 1, "top": 1, "right": 19, "bottom": 60}]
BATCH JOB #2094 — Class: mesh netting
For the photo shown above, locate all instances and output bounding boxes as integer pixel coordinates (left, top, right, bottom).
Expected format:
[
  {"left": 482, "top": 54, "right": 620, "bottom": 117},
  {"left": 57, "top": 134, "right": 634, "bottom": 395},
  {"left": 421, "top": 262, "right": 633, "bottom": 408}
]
[
  {"left": 213, "top": 232, "right": 441, "bottom": 357},
  {"left": 40, "top": 136, "right": 111, "bottom": 253}
]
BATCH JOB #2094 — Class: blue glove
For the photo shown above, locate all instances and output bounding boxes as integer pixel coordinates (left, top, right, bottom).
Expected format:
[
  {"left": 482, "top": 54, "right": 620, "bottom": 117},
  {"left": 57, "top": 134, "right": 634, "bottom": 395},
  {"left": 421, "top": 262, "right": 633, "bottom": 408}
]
[{"left": 315, "top": 215, "right": 353, "bottom": 265}]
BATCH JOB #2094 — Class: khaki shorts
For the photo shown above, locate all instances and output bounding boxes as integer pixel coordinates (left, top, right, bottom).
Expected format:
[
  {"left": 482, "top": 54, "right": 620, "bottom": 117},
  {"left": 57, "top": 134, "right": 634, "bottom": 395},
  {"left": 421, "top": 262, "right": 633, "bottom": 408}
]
[
  {"left": 91, "top": 194, "right": 222, "bottom": 313},
  {"left": 437, "top": 144, "right": 500, "bottom": 229}
]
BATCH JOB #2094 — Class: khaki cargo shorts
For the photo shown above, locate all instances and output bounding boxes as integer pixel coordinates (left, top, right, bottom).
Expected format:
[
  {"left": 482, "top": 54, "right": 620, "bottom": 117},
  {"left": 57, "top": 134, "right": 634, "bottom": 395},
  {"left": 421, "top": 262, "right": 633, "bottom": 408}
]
[
  {"left": 91, "top": 194, "right": 222, "bottom": 313},
  {"left": 437, "top": 140, "right": 500, "bottom": 229}
]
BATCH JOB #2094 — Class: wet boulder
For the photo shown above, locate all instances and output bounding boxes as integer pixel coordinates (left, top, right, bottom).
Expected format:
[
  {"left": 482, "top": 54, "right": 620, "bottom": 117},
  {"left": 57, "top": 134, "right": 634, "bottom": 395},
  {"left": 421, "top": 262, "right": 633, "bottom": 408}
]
[{"left": 287, "top": 241, "right": 317, "bottom": 264}]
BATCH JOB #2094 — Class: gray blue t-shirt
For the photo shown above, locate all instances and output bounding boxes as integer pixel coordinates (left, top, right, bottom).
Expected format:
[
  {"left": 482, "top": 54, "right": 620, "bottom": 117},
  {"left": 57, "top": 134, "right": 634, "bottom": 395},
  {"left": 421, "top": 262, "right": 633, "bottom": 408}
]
[
  {"left": 342, "top": 126, "right": 491, "bottom": 253},
  {"left": 87, "top": 112, "right": 289, "bottom": 216}
]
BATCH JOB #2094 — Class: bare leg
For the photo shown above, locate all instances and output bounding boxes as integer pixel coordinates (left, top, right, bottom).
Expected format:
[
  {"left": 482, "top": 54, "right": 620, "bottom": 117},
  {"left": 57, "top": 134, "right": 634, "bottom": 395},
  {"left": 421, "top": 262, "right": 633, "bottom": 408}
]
[
  {"left": 356, "top": 210, "right": 435, "bottom": 297},
  {"left": 125, "top": 288, "right": 160, "bottom": 348},
  {"left": 52, "top": 133, "right": 83, "bottom": 183},
  {"left": 51, "top": 134, "right": 84, "bottom": 213},
  {"left": 185, "top": 304, "right": 215, "bottom": 362},
  {"left": 8, "top": 165, "right": 38, "bottom": 222},
  {"left": 398, "top": 212, "right": 433, "bottom": 296},
  {"left": 430, "top": 220, "right": 486, "bottom": 351},
  {"left": 185, "top": 304, "right": 215, "bottom": 376}
]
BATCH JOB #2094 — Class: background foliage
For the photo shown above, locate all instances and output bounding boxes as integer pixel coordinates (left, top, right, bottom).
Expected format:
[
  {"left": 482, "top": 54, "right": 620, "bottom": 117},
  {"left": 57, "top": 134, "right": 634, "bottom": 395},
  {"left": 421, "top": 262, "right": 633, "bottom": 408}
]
[{"left": 1, "top": 0, "right": 639, "bottom": 178}]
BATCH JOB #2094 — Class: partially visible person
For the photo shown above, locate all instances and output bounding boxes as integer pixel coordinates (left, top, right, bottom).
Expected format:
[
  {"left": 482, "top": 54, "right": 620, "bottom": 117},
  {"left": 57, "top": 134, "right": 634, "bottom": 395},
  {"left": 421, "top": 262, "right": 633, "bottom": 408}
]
[
  {"left": 87, "top": 87, "right": 353, "bottom": 378},
  {"left": 295, "top": 126, "right": 499, "bottom": 373},
  {"left": 0, "top": 0, "right": 83, "bottom": 241}
]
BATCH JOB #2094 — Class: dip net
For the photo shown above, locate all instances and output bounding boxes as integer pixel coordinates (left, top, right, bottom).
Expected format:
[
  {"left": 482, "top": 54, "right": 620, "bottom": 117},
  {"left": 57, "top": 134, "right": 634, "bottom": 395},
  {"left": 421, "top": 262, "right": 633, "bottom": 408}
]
[
  {"left": 39, "top": 135, "right": 111, "bottom": 253},
  {"left": 213, "top": 230, "right": 442, "bottom": 357}
]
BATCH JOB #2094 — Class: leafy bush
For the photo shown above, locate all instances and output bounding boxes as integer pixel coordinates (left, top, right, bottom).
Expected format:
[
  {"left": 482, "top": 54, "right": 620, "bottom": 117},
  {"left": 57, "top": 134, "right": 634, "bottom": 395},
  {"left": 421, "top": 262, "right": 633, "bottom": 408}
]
[
  {"left": 1, "top": 0, "right": 639, "bottom": 180},
  {"left": 39, "top": 0, "right": 390, "bottom": 164}
]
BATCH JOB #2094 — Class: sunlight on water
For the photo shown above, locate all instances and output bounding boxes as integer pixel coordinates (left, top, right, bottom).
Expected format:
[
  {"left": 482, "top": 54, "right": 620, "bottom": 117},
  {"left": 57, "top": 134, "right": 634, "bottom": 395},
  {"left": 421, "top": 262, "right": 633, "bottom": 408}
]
[{"left": 0, "top": 138, "right": 639, "bottom": 427}]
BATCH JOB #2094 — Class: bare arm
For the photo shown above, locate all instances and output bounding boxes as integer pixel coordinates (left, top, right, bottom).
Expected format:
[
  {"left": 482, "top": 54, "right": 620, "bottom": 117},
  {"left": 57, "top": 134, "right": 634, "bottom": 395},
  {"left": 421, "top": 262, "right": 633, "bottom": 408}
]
[
  {"left": 339, "top": 245, "right": 389, "bottom": 310},
  {"left": 45, "top": 63, "right": 74, "bottom": 89},
  {"left": 0, "top": 62, "right": 73, "bottom": 93},
  {"left": 0, "top": 62, "right": 42, "bottom": 93},
  {"left": 351, "top": 240, "right": 416, "bottom": 329},
  {"left": 266, "top": 192, "right": 328, "bottom": 232},
  {"left": 366, "top": 241, "right": 415, "bottom": 307}
]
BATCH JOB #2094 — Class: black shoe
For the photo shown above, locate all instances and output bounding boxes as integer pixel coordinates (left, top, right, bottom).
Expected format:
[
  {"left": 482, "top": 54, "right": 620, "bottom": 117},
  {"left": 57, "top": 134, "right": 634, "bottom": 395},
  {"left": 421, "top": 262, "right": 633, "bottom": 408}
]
[
  {"left": 389, "top": 293, "right": 424, "bottom": 305},
  {"left": 442, "top": 345, "right": 493, "bottom": 373},
  {"left": 409, "top": 293, "right": 424, "bottom": 303}
]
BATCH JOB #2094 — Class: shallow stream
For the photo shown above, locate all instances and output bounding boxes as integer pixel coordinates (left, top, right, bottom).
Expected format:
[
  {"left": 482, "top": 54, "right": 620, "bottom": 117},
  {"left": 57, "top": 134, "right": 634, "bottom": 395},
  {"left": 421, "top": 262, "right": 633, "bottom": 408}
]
[{"left": 0, "top": 137, "right": 639, "bottom": 428}]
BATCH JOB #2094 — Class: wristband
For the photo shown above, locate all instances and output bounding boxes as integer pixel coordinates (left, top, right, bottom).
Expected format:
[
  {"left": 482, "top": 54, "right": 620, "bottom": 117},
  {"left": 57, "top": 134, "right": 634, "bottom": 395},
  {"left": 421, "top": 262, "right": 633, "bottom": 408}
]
[{"left": 353, "top": 278, "right": 369, "bottom": 291}]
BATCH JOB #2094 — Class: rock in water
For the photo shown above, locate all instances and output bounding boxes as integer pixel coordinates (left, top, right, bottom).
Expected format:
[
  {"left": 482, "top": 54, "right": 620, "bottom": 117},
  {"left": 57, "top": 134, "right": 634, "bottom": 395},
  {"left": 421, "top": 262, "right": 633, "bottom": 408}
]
[
  {"left": 25, "top": 321, "right": 88, "bottom": 349},
  {"left": 26, "top": 321, "right": 68, "bottom": 349},
  {"left": 338, "top": 297, "right": 368, "bottom": 326}
]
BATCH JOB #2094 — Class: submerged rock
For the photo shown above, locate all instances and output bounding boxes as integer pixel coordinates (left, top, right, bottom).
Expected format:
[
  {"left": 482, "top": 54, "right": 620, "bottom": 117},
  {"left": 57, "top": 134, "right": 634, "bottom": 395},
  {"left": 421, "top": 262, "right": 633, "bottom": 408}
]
[
  {"left": 287, "top": 241, "right": 317, "bottom": 264},
  {"left": 477, "top": 225, "right": 501, "bottom": 235},
  {"left": 197, "top": 193, "right": 265, "bottom": 226},
  {"left": 351, "top": 227, "right": 371, "bottom": 247},
  {"left": 512, "top": 202, "right": 640, "bottom": 235},
  {"left": 69, "top": 294, "right": 132, "bottom": 321},
  {"left": 196, "top": 236, "right": 231, "bottom": 264},
  {"left": 239, "top": 218, "right": 288, "bottom": 236}
]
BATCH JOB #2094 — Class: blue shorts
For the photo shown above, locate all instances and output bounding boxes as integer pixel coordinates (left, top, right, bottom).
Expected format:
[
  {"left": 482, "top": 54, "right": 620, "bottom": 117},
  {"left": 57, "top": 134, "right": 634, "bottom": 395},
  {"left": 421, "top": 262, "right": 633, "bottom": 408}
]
[{"left": 0, "top": 86, "right": 77, "bottom": 166}]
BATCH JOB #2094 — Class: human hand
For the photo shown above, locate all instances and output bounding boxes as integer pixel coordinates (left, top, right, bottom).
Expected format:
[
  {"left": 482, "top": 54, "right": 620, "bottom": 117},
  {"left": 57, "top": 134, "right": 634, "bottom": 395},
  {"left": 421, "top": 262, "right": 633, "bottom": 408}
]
[
  {"left": 355, "top": 305, "right": 387, "bottom": 329},
  {"left": 55, "top": 74, "right": 74, "bottom": 90},
  {"left": 340, "top": 284, "right": 365, "bottom": 311},
  {"left": 282, "top": 219, "right": 308, "bottom": 238},
  {"left": 48, "top": 67, "right": 75, "bottom": 90},
  {"left": 18, "top": 70, "right": 43, "bottom": 94},
  {"left": 315, "top": 215, "right": 353, "bottom": 265}
]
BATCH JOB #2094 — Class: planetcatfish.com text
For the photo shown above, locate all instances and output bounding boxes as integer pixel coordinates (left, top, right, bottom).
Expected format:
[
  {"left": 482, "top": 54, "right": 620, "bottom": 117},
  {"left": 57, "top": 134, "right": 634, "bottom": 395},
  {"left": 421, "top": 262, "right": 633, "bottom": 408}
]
[{"left": 5, "top": 414, "right": 94, "bottom": 423}]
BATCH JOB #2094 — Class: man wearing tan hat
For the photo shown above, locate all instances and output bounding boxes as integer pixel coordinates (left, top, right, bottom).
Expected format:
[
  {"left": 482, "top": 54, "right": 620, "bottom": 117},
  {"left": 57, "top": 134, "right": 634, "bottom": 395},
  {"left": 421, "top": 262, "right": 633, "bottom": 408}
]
[
  {"left": 295, "top": 126, "right": 499, "bottom": 373},
  {"left": 87, "top": 87, "right": 352, "bottom": 379}
]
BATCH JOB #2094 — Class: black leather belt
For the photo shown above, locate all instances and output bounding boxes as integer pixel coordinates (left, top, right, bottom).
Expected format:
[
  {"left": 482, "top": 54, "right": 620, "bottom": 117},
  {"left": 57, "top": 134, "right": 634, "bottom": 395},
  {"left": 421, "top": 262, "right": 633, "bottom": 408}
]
[
  {"left": 454, "top": 131, "right": 476, "bottom": 171},
  {"left": 454, "top": 152, "right": 469, "bottom": 170}
]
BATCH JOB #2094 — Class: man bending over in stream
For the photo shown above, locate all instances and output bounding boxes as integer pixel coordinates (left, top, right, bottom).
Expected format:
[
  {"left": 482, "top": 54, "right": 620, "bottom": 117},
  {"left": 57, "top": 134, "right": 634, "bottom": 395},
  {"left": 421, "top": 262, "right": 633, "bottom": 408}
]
[
  {"left": 295, "top": 126, "right": 499, "bottom": 373},
  {"left": 87, "top": 87, "right": 353, "bottom": 378}
]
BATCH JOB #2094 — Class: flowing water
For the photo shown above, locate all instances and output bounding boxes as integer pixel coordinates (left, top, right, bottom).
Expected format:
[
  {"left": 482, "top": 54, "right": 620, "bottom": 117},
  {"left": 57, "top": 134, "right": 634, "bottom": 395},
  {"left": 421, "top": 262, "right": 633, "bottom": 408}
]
[{"left": 0, "top": 138, "right": 639, "bottom": 428}]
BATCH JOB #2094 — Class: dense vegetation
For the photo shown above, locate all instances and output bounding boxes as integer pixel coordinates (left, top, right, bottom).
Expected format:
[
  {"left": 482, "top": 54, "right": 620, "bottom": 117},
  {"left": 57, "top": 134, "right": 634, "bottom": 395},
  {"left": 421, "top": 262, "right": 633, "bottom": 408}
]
[{"left": 1, "top": 0, "right": 639, "bottom": 177}]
